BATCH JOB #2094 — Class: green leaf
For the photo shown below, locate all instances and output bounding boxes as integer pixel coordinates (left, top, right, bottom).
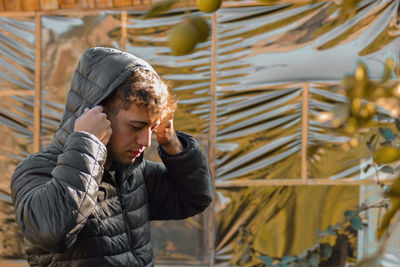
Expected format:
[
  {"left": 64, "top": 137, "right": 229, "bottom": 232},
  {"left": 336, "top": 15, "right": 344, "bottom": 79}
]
[
  {"left": 320, "top": 243, "right": 333, "bottom": 258},
  {"left": 141, "top": 0, "right": 177, "bottom": 18},
  {"left": 319, "top": 225, "right": 337, "bottom": 236},
  {"left": 281, "top": 255, "right": 296, "bottom": 264},
  {"left": 259, "top": 255, "right": 273, "bottom": 266},
  {"left": 350, "top": 216, "right": 362, "bottom": 230},
  {"left": 344, "top": 210, "right": 357, "bottom": 219},
  {"left": 379, "top": 128, "right": 395, "bottom": 142},
  {"left": 308, "top": 253, "right": 320, "bottom": 267},
  {"left": 381, "top": 165, "right": 395, "bottom": 174}
]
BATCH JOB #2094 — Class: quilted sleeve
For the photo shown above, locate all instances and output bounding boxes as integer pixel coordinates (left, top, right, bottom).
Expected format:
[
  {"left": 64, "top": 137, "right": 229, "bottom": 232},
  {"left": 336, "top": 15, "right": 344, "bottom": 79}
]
[
  {"left": 145, "top": 131, "right": 213, "bottom": 220},
  {"left": 10, "top": 131, "right": 106, "bottom": 252}
]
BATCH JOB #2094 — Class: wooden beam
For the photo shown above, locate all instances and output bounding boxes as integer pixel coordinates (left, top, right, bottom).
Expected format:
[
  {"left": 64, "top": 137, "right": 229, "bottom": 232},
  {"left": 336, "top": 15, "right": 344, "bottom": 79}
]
[
  {"left": 301, "top": 82, "right": 309, "bottom": 184},
  {"left": 34, "top": 14, "right": 42, "bottom": 153},
  {"left": 78, "top": 0, "right": 96, "bottom": 9},
  {"left": 21, "top": 0, "right": 40, "bottom": 11},
  {"left": 208, "top": 12, "right": 217, "bottom": 267},
  {"left": 121, "top": 10, "right": 127, "bottom": 51},
  {"left": 0, "top": 1, "right": 199, "bottom": 16},
  {"left": 4, "top": 0, "right": 21, "bottom": 12},
  {"left": 209, "top": 13, "right": 217, "bottom": 183},
  {"left": 0, "top": 11, "right": 36, "bottom": 16},
  {"left": 39, "top": 0, "right": 59, "bottom": 10},
  {"left": 215, "top": 178, "right": 393, "bottom": 188},
  {"left": 95, "top": 0, "right": 113, "bottom": 8},
  {"left": 132, "top": 0, "right": 150, "bottom": 5},
  {"left": 0, "top": 0, "right": 294, "bottom": 15},
  {"left": 58, "top": 0, "right": 76, "bottom": 8},
  {"left": 113, "top": 0, "right": 132, "bottom": 7}
]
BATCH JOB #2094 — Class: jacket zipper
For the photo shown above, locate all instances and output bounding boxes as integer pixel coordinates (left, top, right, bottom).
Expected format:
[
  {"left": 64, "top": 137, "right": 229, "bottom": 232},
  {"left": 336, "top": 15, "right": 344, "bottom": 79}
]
[{"left": 110, "top": 170, "right": 143, "bottom": 267}]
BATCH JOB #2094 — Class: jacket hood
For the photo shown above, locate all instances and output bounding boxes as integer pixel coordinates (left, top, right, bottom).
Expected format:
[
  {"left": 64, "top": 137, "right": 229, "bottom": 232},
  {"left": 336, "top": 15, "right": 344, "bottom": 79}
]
[{"left": 53, "top": 47, "right": 159, "bottom": 149}]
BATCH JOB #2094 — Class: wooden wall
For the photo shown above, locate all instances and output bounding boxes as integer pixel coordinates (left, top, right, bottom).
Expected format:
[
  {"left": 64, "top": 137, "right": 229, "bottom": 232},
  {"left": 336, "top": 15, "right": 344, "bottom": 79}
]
[{"left": 0, "top": 0, "right": 197, "bottom": 13}]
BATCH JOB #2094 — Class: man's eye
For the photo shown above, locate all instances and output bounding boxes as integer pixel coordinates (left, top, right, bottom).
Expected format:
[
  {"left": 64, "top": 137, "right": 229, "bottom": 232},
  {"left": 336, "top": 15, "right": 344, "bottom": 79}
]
[{"left": 131, "top": 125, "right": 142, "bottom": 131}]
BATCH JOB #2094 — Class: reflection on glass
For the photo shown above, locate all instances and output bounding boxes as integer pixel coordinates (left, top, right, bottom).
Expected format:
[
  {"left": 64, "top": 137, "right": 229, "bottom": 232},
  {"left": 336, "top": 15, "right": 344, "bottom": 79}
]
[
  {"left": 216, "top": 85, "right": 303, "bottom": 180},
  {"left": 151, "top": 215, "right": 208, "bottom": 264},
  {"left": 215, "top": 0, "right": 399, "bottom": 182},
  {"left": 125, "top": 10, "right": 212, "bottom": 135},
  {"left": 40, "top": 13, "right": 121, "bottom": 147},
  {"left": 145, "top": 135, "right": 210, "bottom": 265},
  {"left": 0, "top": 16, "right": 35, "bottom": 260},
  {"left": 308, "top": 82, "right": 373, "bottom": 179},
  {"left": 215, "top": 186, "right": 359, "bottom": 266}
]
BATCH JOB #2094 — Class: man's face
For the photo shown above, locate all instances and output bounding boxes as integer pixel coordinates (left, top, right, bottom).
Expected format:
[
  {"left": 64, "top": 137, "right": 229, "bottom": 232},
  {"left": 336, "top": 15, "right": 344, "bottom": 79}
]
[{"left": 105, "top": 103, "right": 159, "bottom": 167}]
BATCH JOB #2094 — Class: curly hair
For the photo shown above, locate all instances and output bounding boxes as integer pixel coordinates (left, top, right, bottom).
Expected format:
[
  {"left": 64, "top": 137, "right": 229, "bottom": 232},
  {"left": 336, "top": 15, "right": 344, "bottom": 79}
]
[{"left": 102, "top": 68, "right": 177, "bottom": 121}]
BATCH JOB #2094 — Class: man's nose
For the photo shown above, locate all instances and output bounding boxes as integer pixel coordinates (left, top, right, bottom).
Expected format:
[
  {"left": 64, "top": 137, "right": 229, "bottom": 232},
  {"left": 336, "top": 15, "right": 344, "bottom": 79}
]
[{"left": 138, "top": 128, "right": 152, "bottom": 147}]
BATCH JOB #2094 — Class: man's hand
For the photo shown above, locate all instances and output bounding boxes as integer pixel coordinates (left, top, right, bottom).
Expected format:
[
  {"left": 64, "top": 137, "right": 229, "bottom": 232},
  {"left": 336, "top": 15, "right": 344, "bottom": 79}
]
[
  {"left": 154, "top": 114, "right": 184, "bottom": 155},
  {"left": 74, "top": 106, "right": 112, "bottom": 146}
]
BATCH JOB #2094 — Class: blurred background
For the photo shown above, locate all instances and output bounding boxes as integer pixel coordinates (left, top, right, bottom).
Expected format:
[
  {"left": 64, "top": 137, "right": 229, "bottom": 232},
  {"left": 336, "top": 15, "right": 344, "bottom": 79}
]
[{"left": 0, "top": 0, "right": 400, "bottom": 266}]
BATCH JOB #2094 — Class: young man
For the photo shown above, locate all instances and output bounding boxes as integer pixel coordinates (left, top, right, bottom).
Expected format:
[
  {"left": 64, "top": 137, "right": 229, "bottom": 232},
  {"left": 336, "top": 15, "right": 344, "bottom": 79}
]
[{"left": 11, "top": 47, "right": 213, "bottom": 266}]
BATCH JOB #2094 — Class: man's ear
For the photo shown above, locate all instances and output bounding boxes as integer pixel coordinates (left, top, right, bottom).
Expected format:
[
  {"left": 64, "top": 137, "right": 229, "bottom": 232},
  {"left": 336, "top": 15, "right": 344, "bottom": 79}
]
[{"left": 101, "top": 102, "right": 120, "bottom": 118}]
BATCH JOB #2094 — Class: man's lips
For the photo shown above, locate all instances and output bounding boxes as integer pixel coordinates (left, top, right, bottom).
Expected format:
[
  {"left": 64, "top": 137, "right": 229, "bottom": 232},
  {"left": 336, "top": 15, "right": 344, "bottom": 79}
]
[{"left": 129, "top": 149, "right": 144, "bottom": 157}]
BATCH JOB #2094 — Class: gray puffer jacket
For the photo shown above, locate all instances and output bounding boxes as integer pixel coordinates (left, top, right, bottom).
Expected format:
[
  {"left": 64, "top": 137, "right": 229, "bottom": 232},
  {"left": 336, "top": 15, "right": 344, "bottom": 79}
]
[{"left": 10, "top": 47, "right": 213, "bottom": 267}]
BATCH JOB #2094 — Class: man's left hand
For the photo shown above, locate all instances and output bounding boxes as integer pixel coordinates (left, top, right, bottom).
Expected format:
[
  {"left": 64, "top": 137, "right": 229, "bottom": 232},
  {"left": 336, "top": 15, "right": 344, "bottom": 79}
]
[{"left": 154, "top": 114, "right": 184, "bottom": 155}]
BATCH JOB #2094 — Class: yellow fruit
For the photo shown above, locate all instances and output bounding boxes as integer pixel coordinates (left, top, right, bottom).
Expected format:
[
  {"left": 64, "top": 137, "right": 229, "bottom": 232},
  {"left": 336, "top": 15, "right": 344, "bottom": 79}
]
[
  {"left": 365, "top": 102, "right": 376, "bottom": 115},
  {"left": 168, "top": 22, "right": 199, "bottom": 55},
  {"left": 142, "top": 0, "right": 176, "bottom": 18},
  {"left": 353, "top": 63, "right": 368, "bottom": 97},
  {"left": 189, "top": 16, "right": 210, "bottom": 43},
  {"left": 373, "top": 146, "right": 400, "bottom": 165},
  {"left": 351, "top": 98, "right": 362, "bottom": 114},
  {"left": 349, "top": 137, "right": 359, "bottom": 147},
  {"left": 345, "top": 116, "right": 358, "bottom": 134},
  {"left": 355, "top": 62, "right": 367, "bottom": 82},
  {"left": 381, "top": 58, "right": 394, "bottom": 82},
  {"left": 196, "top": 0, "right": 222, "bottom": 13}
]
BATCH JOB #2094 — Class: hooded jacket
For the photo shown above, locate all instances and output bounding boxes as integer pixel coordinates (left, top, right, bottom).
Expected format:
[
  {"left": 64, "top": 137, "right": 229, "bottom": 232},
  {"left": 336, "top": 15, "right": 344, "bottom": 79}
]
[{"left": 10, "top": 47, "right": 213, "bottom": 267}]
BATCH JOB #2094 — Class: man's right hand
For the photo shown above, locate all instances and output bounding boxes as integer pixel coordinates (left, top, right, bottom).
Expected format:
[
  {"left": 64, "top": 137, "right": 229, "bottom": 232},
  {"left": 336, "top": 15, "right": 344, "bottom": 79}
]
[{"left": 74, "top": 106, "right": 112, "bottom": 145}]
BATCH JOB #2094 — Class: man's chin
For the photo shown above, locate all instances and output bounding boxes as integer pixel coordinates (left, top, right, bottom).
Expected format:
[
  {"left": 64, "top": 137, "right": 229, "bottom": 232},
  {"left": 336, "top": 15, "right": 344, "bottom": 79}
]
[
  {"left": 124, "top": 156, "right": 137, "bottom": 164},
  {"left": 119, "top": 157, "right": 136, "bottom": 164},
  {"left": 110, "top": 156, "right": 135, "bottom": 166},
  {"left": 113, "top": 152, "right": 142, "bottom": 165}
]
